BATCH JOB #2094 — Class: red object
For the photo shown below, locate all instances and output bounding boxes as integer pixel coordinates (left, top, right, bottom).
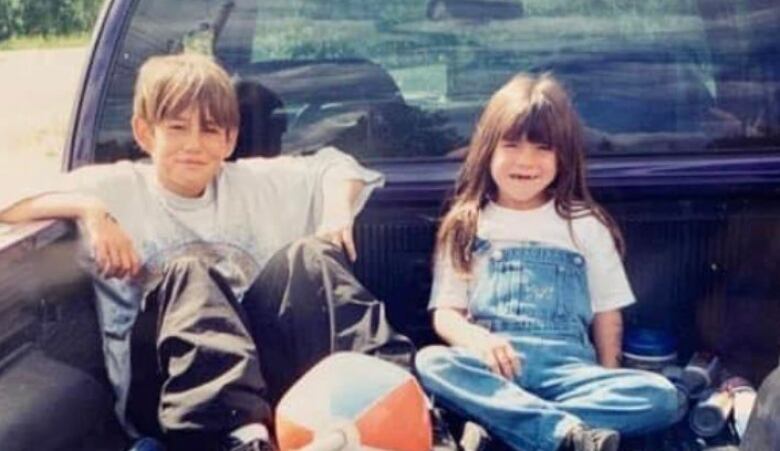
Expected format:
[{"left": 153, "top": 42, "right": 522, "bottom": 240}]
[{"left": 276, "top": 352, "right": 432, "bottom": 450}]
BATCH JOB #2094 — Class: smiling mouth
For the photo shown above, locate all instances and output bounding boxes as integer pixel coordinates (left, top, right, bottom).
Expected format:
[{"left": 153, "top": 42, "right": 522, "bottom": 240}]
[
  {"left": 509, "top": 174, "right": 540, "bottom": 180},
  {"left": 177, "top": 160, "right": 208, "bottom": 166}
]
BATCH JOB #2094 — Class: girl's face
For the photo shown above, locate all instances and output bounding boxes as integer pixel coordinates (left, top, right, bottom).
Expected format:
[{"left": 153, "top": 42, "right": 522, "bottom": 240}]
[{"left": 490, "top": 136, "right": 557, "bottom": 210}]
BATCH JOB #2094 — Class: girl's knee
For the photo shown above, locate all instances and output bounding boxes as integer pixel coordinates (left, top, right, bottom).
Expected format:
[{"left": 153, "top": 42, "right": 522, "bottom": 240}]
[
  {"left": 414, "top": 345, "right": 456, "bottom": 374},
  {"left": 600, "top": 371, "right": 684, "bottom": 435},
  {"left": 652, "top": 375, "right": 686, "bottom": 423},
  {"left": 634, "top": 371, "right": 686, "bottom": 425}
]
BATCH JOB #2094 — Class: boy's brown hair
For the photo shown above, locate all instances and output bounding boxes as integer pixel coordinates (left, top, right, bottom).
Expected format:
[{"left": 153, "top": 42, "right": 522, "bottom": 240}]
[{"left": 133, "top": 53, "right": 239, "bottom": 129}]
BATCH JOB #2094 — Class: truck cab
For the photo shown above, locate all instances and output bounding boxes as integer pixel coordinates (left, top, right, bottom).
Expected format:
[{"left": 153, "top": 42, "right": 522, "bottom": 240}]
[{"left": 1, "top": 1, "right": 779, "bottom": 450}]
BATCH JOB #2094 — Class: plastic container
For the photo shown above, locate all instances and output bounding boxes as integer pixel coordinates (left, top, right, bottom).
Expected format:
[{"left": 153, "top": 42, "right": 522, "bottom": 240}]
[{"left": 622, "top": 328, "right": 678, "bottom": 372}]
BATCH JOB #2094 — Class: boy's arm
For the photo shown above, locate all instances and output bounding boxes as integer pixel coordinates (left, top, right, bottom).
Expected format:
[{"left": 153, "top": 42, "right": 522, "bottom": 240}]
[
  {"left": 314, "top": 148, "right": 385, "bottom": 261},
  {"left": 433, "top": 308, "right": 521, "bottom": 379},
  {"left": 244, "top": 147, "right": 383, "bottom": 257},
  {"left": 0, "top": 193, "right": 140, "bottom": 279},
  {"left": 1, "top": 192, "right": 105, "bottom": 223},
  {"left": 317, "top": 178, "right": 365, "bottom": 262},
  {"left": 592, "top": 309, "right": 623, "bottom": 368}
]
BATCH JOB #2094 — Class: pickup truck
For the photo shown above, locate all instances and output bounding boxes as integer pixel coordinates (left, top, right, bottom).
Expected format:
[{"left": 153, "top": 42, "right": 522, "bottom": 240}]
[{"left": 0, "top": 0, "right": 778, "bottom": 450}]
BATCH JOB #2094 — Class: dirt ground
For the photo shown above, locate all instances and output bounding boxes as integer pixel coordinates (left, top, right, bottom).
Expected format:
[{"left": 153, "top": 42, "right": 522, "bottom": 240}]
[{"left": 0, "top": 47, "right": 87, "bottom": 193}]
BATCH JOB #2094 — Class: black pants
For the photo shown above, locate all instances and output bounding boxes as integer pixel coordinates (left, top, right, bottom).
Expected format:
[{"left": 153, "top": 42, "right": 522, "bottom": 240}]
[{"left": 126, "top": 238, "right": 411, "bottom": 450}]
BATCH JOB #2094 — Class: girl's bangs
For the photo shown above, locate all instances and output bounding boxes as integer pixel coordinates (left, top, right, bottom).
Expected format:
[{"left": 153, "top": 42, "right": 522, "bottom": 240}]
[{"left": 502, "top": 99, "right": 566, "bottom": 150}]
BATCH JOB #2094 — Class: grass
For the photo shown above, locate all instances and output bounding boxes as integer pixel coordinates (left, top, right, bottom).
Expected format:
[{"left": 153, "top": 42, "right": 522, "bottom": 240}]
[{"left": 0, "top": 32, "right": 91, "bottom": 51}]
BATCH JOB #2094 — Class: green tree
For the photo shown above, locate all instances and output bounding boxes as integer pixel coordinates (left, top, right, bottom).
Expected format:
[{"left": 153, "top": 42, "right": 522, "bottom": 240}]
[
  {"left": 0, "top": 0, "right": 102, "bottom": 41},
  {"left": 0, "top": 0, "right": 22, "bottom": 41},
  {"left": 20, "top": 0, "right": 102, "bottom": 35}
]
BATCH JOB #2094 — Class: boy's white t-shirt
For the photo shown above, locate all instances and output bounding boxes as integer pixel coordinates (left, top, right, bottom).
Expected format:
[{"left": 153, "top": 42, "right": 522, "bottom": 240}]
[
  {"left": 430, "top": 200, "right": 635, "bottom": 315},
  {"left": 0, "top": 146, "right": 383, "bottom": 434}
]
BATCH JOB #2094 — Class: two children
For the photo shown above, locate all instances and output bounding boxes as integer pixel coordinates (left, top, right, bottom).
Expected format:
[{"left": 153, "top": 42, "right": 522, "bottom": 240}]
[
  {"left": 0, "top": 53, "right": 392, "bottom": 451},
  {"left": 0, "top": 51, "right": 679, "bottom": 451},
  {"left": 415, "top": 74, "right": 682, "bottom": 451}
]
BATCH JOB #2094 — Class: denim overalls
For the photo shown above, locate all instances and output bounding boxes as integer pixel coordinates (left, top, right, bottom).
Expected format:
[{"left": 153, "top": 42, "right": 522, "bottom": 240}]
[{"left": 416, "top": 241, "right": 681, "bottom": 451}]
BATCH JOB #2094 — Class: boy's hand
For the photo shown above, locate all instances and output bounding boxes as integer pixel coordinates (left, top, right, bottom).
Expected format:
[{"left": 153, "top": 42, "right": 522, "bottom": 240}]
[
  {"left": 318, "top": 221, "right": 357, "bottom": 262},
  {"left": 82, "top": 207, "right": 140, "bottom": 279},
  {"left": 468, "top": 332, "right": 522, "bottom": 380},
  {"left": 319, "top": 179, "right": 365, "bottom": 262}
]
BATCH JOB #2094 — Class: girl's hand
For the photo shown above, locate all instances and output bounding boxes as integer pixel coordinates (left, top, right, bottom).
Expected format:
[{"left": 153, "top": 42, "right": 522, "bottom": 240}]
[
  {"left": 82, "top": 207, "right": 140, "bottom": 279},
  {"left": 468, "top": 332, "right": 522, "bottom": 379}
]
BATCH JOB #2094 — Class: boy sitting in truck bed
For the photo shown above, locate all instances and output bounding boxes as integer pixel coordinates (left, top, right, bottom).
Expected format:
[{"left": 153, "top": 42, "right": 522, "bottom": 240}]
[{"left": 0, "top": 52, "right": 391, "bottom": 451}]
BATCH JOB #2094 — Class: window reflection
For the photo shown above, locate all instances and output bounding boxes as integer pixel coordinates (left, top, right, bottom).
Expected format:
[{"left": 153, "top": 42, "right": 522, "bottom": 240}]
[{"left": 95, "top": 0, "right": 780, "bottom": 161}]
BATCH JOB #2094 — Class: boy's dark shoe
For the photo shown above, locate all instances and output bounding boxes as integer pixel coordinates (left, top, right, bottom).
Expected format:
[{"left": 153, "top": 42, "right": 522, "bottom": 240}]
[
  {"left": 127, "top": 437, "right": 165, "bottom": 451},
  {"left": 222, "top": 437, "right": 277, "bottom": 451},
  {"left": 561, "top": 425, "right": 620, "bottom": 451}
]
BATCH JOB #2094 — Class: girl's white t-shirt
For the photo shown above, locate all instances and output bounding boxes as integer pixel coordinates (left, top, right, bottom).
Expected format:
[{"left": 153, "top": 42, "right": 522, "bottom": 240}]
[{"left": 430, "top": 200, "right": 635, "bottom": 315}]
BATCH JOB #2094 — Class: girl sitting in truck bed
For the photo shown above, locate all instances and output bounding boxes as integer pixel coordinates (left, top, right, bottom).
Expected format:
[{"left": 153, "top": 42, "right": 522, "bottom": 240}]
[{"left": 415, "top": 73, "right": 684, "bottom": 451}]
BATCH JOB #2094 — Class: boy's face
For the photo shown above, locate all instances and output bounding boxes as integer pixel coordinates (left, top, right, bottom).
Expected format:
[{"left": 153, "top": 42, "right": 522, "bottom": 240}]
[{"left": 133, "top": 105, "right": 237, "bottom": 198}]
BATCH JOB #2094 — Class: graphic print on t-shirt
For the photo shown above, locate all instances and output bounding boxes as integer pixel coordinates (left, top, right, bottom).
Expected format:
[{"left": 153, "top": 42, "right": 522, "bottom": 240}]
[{"left": 140, "top": 240, "right": 261, "bottom": 301}]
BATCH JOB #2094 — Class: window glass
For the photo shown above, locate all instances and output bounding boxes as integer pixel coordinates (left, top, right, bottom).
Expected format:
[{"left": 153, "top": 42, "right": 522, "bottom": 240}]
[{"left": 95, "top": 0, "right": 780, "bottom": 161}]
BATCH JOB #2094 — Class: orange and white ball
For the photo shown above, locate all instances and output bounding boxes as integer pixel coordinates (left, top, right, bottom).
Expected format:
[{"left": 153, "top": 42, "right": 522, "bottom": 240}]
[{"left": 276, "top": 352, "right": 433, "bottom": 451}]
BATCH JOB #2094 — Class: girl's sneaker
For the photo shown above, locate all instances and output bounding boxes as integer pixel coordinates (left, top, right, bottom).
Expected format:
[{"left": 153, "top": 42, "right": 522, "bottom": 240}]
[
  {"left": 459, "top": 421, "right": 492, "bottom": 451},
  {"left": 562, "top": 425, "right": 620, "bottom": 451}
]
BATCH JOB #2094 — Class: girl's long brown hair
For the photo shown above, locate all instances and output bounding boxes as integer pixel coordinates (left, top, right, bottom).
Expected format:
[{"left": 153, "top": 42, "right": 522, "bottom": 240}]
[{"left": 436, "top": 73, "right": 624, "bottom": 274}]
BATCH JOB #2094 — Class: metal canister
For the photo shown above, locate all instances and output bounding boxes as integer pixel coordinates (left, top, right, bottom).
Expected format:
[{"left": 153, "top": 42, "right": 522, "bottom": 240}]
[
  {"left": 689, "top": 387, "right": 734, "bottom": 437},
  {"left": 680, "top": 352, "right": 720, "bottom": 399},
  {"left": 721, "top": 376, "right": 757, "bottom": 439}
]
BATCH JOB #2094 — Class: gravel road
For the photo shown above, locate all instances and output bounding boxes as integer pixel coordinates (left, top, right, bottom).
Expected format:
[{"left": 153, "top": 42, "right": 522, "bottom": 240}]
[{"left": 0, "top": 46, "right": 87, "bottom": 191}]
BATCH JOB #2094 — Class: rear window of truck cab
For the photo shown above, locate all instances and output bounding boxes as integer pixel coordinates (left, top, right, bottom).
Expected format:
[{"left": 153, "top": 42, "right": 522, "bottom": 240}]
[{"left": 94, "top": 0, "right": 780, "bottom": 163}]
